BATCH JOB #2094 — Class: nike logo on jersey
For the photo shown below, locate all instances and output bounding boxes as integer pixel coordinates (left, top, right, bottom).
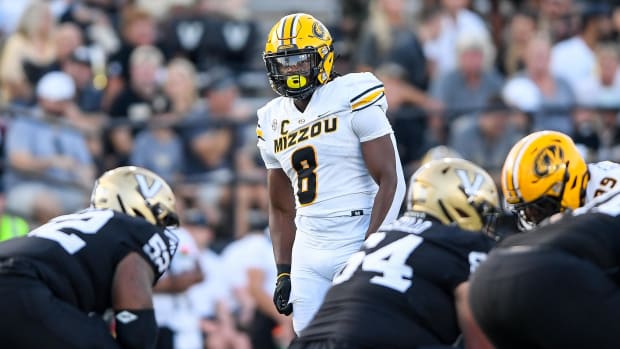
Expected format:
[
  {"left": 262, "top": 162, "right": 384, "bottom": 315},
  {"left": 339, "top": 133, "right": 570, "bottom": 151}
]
[{"left": 274, "top": 117, "right": 337, "bottom": 153}]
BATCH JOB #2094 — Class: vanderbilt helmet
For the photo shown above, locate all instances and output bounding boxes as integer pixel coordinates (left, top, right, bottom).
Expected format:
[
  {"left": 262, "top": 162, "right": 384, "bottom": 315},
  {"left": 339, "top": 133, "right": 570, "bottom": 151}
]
[
  {"left": 263, "top": 13, "right": 335, "bottom": 99},
  {"left": 407, "top": 158, "right": 500, "bottom": 234},
  {"left": 90, "top": 166, "right": 179, "bottom": 227},
  {"left": 420, "top": 145, "right": 463, "bottom": 166},
  {"left": 501, "top": 131, "right": 588, "bottom": 230}
]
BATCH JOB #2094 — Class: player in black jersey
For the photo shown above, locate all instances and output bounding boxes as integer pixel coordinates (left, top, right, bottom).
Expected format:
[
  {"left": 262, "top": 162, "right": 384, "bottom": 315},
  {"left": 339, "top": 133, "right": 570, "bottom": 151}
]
[
  {"left": 469, "top": 190, "right": 620, "bottom": 349},
  {"left": 0, "top": 166, "right": 180, "bottom": 349},
  {"left": 290, "top": 158, "right": 500, "bottom": 349}
]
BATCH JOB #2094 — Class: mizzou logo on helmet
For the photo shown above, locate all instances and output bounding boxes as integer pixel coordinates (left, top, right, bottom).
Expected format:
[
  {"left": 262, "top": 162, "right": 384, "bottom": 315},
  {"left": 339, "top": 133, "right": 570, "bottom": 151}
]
[
  {"left": 312, "top": 21, "right": 325, "bottom": 39},
  {"left": 533, "top": 145, "right": 565, "bottom": 177}
]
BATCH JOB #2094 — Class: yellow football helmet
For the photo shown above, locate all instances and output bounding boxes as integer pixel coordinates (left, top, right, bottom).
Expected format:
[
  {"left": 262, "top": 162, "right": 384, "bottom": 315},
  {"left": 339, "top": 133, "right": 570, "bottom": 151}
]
[
  {"left": 90, "top": 166, "right": 179, "bottom": 227},
  {"left": 407, "top": 158, "right": 500, "bottom": 234},
  {"left": 263, "top": 13, "right": 335, "bottom": 99},
  {"left": 501, "top": 131, "right": 588, "bottom": 229}
]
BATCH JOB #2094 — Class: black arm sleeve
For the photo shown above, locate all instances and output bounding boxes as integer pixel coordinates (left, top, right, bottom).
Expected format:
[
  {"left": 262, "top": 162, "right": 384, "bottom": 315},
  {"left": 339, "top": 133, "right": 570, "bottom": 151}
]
[{"left": 115, "top": 309, "right": 158, "bottom": 349}]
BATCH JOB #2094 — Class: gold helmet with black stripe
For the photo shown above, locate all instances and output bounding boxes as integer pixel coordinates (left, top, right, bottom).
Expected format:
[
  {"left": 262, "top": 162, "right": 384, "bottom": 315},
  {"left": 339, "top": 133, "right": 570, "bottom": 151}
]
[
  {"left": 90, "top": 166, "right": 179, "bottom": 227},
  {"left": 263, "top": 13, "right": 335, "bottom": 100},
  {"left": 407, "top": 158, "right": 501, "bottom": 235}
]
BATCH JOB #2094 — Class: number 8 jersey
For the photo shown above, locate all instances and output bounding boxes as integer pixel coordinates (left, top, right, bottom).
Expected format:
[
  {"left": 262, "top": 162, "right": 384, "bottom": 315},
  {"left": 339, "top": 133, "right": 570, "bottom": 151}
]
[{"left": 257, "top": 72, "right": 403, "bottom": 218}]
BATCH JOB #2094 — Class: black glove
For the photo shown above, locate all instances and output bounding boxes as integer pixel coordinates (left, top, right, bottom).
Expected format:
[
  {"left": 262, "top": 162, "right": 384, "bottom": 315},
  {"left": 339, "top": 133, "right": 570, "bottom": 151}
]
[{"left": 273, "top": 264, "right": 293, "bottom": 315}]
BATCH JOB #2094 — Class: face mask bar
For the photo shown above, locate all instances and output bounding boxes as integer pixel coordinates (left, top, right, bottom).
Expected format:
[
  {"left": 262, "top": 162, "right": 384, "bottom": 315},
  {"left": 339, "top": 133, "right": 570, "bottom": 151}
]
[
  {"left": 264, "top": 48, "right": 320, "bottom": 98},
  {"left": 473, "top": 200, "right": 500, "bottom": 238},
  {"left": 512, "top": 195, "right": 562, "bottom": 231}
]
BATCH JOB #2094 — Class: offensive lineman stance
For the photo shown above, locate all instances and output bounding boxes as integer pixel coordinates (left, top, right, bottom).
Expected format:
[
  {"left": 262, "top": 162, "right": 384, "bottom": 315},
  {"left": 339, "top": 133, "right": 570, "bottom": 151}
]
[
  {"left": 291, "top": 158, "right": 499, "bottom": 349},
  {"left": 502, "top": 130, "right": 620, "bottom": 230},
  {"left": 257, "top": 13, "right": 406, "bottom": 333},
  {"left": 469, "top": 190, "right": 620, "bottom": 349},
  {"left": 0, "top": 166, "right": 179, "bottom": 349}
]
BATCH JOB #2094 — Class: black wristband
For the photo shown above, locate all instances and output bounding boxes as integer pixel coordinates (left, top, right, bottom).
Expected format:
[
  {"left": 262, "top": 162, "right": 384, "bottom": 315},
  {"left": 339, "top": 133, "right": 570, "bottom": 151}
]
[{"left": 277, "top": 264, "right": 291, "bottom": 276}]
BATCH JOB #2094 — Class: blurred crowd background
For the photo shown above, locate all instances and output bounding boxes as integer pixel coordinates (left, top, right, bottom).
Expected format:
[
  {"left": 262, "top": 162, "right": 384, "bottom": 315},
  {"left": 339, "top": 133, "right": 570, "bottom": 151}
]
[{"left": 0, "top": 0, "right": 619, "bottom": 348}]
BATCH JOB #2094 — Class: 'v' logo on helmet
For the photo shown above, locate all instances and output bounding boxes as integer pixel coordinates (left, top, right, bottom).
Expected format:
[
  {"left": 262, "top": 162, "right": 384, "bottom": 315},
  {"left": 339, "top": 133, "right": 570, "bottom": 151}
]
[
  {"left": 455, "top": 169, "right": 484, "bottom": 197},
  {"left": 136, "top": 174, "right": 163, "bottom": 199}
]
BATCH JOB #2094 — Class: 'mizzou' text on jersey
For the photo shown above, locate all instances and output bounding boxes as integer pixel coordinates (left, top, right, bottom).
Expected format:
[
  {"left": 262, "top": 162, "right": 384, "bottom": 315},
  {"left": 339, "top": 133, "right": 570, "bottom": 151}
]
[{"left": 274, "top": 117, "right": 338, "bottom": 153}]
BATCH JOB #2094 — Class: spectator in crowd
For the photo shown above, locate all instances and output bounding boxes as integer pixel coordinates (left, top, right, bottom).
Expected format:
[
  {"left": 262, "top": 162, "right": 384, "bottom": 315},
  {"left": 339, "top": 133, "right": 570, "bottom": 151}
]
[
  {"left": 234, "top": 137, "right": 268, "bottom": 238},
  {"left": 55, "top": 22, "right": 84, "bottom": 66},
  {"left": 186, "top": 210, "right": 251, "bottom": 349},
  {"left": 108, "top": 45, "right": 169, "bottom": 167},
  {"left": 537, "top": 0, "right": 576, "bottom": 43},
  {"left": 164, "top": 57, "right": 206, "bottom": 123},
  {"left": 109, "top": 45, "right": 169, "bottom": 120},
  {"left": 179, "top": 69, "right": 245, "bottom": 228},
  {"left": 550, "top": 3, "right": 609, "bottom": 95},
  {"left": 245, "top": 227, "right": 295, "bottom": 349},
  {"left": 61, "top": 47, "right": 106, "bottom": 113},
  {"left": 519, "top": 34, "right": 576, "bottom": 133},
  {"left": 424, "top": 0, "right": 489, "bottom": 78},
  {"left": 355, "top": 0, "right": 429, "bottom": 93},
  {"left": 496, "top": 10, "right": 538, "bottom": 77},
  {"left": 578, "top": 43, "right": 620, "bottom": 107},
  {"left": 0, "top": 0, "right": 57, "bottom": 104},
  {"left": 153, "top": 223, "right": 205, "bottom": 349},
  {"left": 375, "top": 63, "right": 433, "bottom": 176},
  {"left": 104, "top": 6, "right": 161, "bottom": 110},
  {"left": 596, "top": 104, "right": 620, "bottom": 163},
  {"left": 502, "top": 75, "right": 541, "bottom": 135},
  {"left": 588, "top": 44, "right": 620, "bottom": 162},
  {"left": 430, "top": 31, "right": 503, "bottom": 121},
  {"left": 4, "top": 71, "right": 94, "bottom": 225},
  {"left": 130, "top": 120, "right": 184, "bottom": 185},
  {"left": 449, "top": 95, "right": 522, "bottom": 181}
]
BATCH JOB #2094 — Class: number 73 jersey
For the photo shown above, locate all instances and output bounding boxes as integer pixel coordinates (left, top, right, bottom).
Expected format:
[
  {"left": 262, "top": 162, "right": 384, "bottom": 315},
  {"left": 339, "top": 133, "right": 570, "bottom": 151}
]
[{"left": 257, "top": 72, "right": 396, "bottom": 217}]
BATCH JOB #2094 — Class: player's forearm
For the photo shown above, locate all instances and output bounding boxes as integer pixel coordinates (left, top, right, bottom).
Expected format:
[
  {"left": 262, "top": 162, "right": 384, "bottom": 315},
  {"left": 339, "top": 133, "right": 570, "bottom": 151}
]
[
  {"left": 365, "top": 173, "right": 397, "bottom": 238},
  {"left": 269, "top": 210, "right": 296, "bottom": 265}
]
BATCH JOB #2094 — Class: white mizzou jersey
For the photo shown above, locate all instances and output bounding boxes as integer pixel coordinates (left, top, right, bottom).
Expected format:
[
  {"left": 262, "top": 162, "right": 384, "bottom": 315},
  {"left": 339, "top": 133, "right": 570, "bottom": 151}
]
[
  {"left": 257, "top": 72, "right": 399, "bottom": 217},
  {"left": 585, "top": 161, "right": 620, "bottom": 203}
]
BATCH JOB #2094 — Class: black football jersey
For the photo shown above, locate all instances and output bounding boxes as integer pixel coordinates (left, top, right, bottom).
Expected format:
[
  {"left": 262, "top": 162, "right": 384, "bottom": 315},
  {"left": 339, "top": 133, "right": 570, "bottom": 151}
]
[
  {"left": 299, "top": 215, "right": 495, "bottom": 348},
  {"left": 499, "top": 212, "right": 620, "bottom": 275},
  {"left": 0, "top": 208, "right": 178, "bottom": 313}
]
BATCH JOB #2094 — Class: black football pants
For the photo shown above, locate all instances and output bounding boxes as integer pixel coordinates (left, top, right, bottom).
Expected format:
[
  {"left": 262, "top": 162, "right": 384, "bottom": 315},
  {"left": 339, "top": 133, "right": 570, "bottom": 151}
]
[
  {"left": 469, "top": 248, "right": 620, "bottom": 349},
  {"left": 0, "top": 275, "right": 122, "bottom": 349}
]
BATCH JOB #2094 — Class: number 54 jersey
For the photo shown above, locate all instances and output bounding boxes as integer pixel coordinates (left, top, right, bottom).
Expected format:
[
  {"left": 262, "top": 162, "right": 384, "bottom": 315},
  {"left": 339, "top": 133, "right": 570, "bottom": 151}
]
[
  {"left": 297, "top": 216, "right": 495, "bottom": 348},
  {"left": 0, "top": 208, "right": 178, "bottom": 314},
  {"left": 257, "top": 72, "right": 404, "bottom": 218}
]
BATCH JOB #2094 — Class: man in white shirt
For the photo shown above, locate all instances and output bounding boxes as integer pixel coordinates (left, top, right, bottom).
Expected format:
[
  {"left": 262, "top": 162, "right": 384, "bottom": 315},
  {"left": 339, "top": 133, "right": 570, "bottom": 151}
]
[
  {"left": 423, "top": 0, "right": 489, "bottom": 77},
  {"left": 550, "top": 5, "right": 609, "bottom": 94}
]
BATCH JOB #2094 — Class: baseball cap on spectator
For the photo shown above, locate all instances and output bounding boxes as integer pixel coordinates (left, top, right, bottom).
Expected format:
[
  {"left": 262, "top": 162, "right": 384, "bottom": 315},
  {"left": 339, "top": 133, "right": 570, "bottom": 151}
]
[
  {"left": 36, "top": 71, "right": 76, "bottom": 101},
  {"left": 502, "top": 77, "right": 541, "bottom": 114}
]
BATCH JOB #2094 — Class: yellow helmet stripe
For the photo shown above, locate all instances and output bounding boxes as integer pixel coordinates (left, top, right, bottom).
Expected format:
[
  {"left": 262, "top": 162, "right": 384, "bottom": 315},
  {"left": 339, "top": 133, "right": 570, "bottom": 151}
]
[{"left": 511, "top": 134, "right": 538, "bottom": 202}]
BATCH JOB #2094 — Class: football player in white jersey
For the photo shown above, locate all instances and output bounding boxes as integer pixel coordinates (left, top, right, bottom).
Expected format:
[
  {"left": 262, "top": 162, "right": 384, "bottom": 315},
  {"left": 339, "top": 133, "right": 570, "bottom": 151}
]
[
  {"left": 256, "top": 13, "right": 406, "bottom": 333},
  {"left": 501, "top": 130, "right": 620, "bottom": 230}
]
